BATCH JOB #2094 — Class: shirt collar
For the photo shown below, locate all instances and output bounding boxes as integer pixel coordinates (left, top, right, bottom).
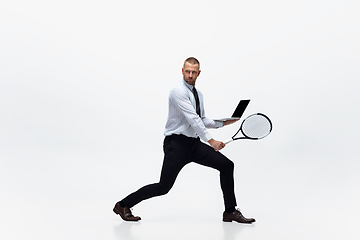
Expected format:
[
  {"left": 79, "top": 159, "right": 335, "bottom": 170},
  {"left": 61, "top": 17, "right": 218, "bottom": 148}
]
[{"left": 182, "top": 79, "right": 195, "bottom": 91}]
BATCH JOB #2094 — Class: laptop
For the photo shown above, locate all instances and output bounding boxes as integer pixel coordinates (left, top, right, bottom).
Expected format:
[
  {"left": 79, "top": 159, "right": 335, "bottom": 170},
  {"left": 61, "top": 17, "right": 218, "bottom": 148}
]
[{"left": 215, "top": 99, "right": 250, "bottom": 121}]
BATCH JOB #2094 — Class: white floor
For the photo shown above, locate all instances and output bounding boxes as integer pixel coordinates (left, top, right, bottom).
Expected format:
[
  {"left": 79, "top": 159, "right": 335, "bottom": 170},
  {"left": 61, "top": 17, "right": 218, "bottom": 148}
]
[{"left": 1, "top": 145, "right": 359, "bottom": 240}]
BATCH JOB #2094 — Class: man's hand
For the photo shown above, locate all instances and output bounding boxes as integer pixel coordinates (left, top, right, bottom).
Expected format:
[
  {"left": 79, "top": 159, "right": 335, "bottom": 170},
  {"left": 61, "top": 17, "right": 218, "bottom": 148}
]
[
  {"left": 223, "top": 119, "right": 240, "bottom": 126},
  {"left": 208, "top": 139, "right": 225, "bottom": 151}
]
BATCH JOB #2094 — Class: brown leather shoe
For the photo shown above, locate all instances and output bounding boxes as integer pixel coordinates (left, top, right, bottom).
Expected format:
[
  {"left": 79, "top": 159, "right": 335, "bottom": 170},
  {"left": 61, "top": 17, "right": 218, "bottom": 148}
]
[
  {"left": 113, "top": 202, "right": 141, "bottom": 221},
  {"left": 223, "top": 209, "right": 255, "bottom": 224}
]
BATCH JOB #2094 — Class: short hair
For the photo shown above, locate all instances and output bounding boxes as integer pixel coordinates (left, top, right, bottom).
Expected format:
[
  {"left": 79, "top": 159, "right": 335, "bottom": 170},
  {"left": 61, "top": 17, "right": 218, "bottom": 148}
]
[{"left": 184, "top": 57, "right": 200, "bottom": 68}]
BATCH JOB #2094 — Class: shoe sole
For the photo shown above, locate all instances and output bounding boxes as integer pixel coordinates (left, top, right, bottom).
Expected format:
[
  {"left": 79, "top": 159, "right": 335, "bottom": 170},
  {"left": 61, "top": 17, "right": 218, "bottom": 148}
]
[{"left": 223, "top": 218, "right": 255, "bottom": 223}]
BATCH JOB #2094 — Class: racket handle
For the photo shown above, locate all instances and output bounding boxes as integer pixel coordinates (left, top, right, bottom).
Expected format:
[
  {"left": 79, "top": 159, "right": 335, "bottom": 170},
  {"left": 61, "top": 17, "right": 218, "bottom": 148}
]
[{"left": 224, "top": 138, "right": 233, "bottom": 145}]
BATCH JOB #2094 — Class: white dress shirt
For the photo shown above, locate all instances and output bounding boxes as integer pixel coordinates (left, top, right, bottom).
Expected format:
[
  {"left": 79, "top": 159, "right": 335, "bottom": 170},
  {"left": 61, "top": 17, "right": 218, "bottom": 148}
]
[{"left": 164, "top": 79, "right": 223, "bottom": 142}]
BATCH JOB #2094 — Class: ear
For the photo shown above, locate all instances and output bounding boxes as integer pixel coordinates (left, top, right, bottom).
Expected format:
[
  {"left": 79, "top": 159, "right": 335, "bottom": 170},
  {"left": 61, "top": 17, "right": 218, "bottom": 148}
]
[{"left": 198, "top": 70, "right": 201, "bottom": 76}]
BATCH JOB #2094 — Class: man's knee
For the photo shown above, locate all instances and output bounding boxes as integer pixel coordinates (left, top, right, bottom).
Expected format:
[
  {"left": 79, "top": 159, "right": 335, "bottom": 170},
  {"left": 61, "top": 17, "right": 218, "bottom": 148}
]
[
  {"left": 221, "top": 159, "right": 234, "bottom": 172},
  {"left": 157, "top": 182, "right": 172, "bottom": 195}
]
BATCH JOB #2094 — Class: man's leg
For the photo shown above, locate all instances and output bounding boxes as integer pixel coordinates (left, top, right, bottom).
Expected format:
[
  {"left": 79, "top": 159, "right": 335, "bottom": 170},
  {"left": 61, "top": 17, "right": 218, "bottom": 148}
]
[
  {"left": 191, "top": 139, "right": 255, "bottom": 223},
  {"left": 191, "top": 139, "right": 237, "bottom": 209},
  {"left": 115, "top": 135, "right": 191, "bottom": 220}
]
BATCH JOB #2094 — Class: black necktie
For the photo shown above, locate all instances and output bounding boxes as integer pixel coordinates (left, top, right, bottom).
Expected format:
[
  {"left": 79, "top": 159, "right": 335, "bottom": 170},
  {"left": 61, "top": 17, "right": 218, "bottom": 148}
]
[{"left": 192, "top": 87, "right": 201, "bottom": 117}]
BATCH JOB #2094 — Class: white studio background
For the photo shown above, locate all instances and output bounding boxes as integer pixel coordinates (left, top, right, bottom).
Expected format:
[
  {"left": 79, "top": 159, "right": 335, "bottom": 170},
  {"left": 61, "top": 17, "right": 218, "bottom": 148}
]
[{"left": 1, "top": 0, "right": 359, "bottom": 240}]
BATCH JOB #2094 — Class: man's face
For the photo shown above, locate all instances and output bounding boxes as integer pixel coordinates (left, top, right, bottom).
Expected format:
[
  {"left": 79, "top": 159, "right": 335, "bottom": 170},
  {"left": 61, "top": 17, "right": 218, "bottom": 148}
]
[{"left": 182, "top": 62, "right": 201, "bottom": 86}]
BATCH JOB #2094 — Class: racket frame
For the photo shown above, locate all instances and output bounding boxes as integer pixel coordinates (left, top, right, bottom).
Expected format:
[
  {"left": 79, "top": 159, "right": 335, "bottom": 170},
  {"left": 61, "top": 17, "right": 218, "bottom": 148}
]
[{"left": 224, "top": 113, "right": 272, "bottom": 144}]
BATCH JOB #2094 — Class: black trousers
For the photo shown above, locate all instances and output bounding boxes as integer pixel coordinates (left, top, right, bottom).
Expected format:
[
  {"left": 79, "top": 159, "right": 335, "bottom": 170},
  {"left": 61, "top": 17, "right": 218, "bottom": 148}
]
[{"left": 121, "top": 134, "right": 237, "bottom": 209}]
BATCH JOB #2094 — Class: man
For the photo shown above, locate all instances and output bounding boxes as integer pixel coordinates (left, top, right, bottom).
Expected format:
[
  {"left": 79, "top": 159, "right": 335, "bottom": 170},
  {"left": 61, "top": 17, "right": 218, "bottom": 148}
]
[{"left": 113, "top": 57, "right": 255, "bottom": 224}]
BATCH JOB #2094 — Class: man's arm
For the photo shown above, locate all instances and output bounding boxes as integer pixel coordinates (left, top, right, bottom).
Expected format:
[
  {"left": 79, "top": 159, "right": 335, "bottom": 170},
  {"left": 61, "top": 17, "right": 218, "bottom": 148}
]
[
  {"left": 207, "top": 119, "right": 239, "bottom": 151},
  {"left": 170, "top": 88, "right": 212, "bottom": 141},
  {"left": 208, "top": 139, "right": 225, "bottom": 151},
  {"left": 223, "top": 119, "right": 240, "bottom": 126}
]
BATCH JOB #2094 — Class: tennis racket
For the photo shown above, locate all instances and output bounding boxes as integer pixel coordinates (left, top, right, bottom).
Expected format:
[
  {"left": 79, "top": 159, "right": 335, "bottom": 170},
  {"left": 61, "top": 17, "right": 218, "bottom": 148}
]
[{"left": 224, "top": 113, "right": 272, "bottom": 144}]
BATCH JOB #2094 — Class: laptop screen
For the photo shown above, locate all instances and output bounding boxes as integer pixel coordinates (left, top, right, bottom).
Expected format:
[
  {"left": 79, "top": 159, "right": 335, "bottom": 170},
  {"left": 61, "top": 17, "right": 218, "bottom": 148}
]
[{"left": 231, "top": 100, "right": 250, "bottom": 118}]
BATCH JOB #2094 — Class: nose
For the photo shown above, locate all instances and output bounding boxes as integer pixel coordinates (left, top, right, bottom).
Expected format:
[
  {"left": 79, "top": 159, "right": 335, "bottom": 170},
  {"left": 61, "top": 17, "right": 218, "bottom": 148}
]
[{"left": 189, "top": 72, "right": 193, "bottom": 78}]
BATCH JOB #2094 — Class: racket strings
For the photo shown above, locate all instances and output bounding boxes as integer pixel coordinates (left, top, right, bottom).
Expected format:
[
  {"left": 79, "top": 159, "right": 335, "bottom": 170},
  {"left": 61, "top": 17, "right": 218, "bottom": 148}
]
[{"left": 241, "top": 115, "right": 271, "bottom": 139}]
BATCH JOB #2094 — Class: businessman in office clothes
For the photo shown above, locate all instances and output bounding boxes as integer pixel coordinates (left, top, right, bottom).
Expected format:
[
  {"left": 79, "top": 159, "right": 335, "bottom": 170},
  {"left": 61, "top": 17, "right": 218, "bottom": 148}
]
[{"left": 113, "top": 57, "right": 255, "bottom": 224}]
